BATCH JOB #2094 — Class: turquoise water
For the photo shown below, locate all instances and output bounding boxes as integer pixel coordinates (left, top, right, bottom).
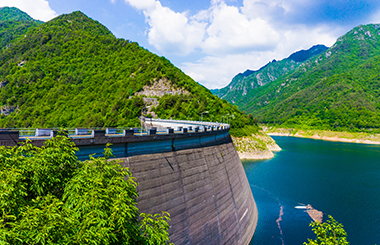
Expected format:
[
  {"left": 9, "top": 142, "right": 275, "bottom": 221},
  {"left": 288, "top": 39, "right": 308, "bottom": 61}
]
[{"left": 244, "top": 136, "right": 380, "bottom": 245}]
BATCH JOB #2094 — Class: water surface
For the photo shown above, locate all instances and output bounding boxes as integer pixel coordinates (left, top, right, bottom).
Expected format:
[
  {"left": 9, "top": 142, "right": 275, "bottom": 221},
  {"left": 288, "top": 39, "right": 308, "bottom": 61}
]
[{"left": 244, "top": 136, "right": 380, "bottom": 245}]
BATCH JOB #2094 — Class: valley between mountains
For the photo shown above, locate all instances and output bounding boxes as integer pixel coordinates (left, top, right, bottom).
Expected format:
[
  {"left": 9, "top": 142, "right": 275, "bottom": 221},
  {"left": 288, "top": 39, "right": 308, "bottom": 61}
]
[{"left": 214, "top": 23, "right": 380, "bottom": 146}]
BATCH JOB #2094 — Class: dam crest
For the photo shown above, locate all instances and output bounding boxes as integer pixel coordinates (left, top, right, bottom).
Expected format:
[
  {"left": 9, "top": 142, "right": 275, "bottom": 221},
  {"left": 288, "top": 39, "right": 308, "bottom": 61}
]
[{"left": 0, "top": 119, "right": 258, "bottom": 245}]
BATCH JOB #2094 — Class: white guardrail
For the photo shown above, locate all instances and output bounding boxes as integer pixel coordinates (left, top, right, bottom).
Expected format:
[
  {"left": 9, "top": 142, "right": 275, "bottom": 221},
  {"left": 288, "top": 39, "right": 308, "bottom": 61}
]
[
  {"left": 6, "top": 118, "right": 230, "bottom": 140},
  {"left": 140, "top": 117, "right": 230, "bottom": 131}
]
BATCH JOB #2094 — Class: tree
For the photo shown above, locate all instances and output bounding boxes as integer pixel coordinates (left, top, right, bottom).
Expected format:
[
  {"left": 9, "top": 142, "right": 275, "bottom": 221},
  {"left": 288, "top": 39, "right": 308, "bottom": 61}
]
[
  {"left": 0, "top": 135, "right": 171, "bottom": 244},
  {"left": 304, "top": 215, "right": 349, "bottom": 245}
]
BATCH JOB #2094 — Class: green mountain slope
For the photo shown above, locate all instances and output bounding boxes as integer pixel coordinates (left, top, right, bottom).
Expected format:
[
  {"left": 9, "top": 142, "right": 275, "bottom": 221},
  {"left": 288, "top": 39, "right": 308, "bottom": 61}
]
[
  {"left": 0, "top": 7, "right": 42, "bottom": 49},
  {"left": 214, "top": 45, "right": 328, "bottom": 103},
  {"left": 239, "top": 24, "right": 380, "bottom": 131},
  {"left": 0, "top": 10, "right": 255, "bottom": 132}
]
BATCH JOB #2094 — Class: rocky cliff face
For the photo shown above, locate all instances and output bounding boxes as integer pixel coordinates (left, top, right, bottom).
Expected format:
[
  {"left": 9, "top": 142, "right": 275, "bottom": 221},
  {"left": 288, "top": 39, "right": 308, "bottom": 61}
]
[
  {"left": 135, "top": 78, "right": 190, "bottom": 97},
  {"left": 135, "top": 78, "right": 191, "bottom": 118}
]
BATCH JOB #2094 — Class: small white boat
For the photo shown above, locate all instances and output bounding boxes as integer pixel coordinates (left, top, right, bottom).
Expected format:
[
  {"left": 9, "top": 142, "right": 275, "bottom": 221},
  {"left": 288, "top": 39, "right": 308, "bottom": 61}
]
[{"left": 294, "top": 206, "right": 308, "bottom": 209}]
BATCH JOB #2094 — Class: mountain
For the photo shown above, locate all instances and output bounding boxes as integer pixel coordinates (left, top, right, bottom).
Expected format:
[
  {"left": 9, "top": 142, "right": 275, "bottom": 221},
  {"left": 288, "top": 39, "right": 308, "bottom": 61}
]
[
  {"left": 0, "top": 7, "right": 42, "bottom": 49},
  {"left": 237, "top": 24, "right": 380, "bottom": 131},
  {"left": 0, "top": 10, "right": 255, "bottom": 134},
  {"left": 214, "top": 45, "right": 328, "bottom": 103}
]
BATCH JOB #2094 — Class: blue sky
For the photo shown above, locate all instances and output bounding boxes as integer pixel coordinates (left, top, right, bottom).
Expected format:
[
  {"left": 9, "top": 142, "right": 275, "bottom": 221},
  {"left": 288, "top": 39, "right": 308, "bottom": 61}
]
[{"left": 2, "top": 0, "right": 380, "bottom": 89}]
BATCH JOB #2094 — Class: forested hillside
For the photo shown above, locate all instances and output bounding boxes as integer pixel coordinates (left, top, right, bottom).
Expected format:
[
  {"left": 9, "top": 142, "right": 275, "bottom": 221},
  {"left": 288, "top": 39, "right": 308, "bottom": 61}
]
[
  {"left": 0, "top": 7, "right": 42, "bottom": 49},
  {"left": 213, "top": 45, "right": 327, "bottom": 104},
  {"left": 237, "top": 24, "right": 380, "bottom": 132},
  {"left": 0, "top": 9, "right": 256, "bottom": 133}
]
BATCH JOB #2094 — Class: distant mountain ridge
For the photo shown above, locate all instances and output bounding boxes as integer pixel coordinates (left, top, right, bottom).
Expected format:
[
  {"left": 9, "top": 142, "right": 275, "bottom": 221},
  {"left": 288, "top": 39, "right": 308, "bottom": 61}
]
[
  {"left": 213, "top": 45, "right": 328, "bottom": 103},
  {"left": 234, "top": 24, "right": 380, "bottom": 131},
  {"left": 0, "top": 7, "right": 42, "bottom": 49},
  {"left": 0, "top": 7, "right": 41, "bottom": 22},
  {"left": 287, "top": 44, "right": 328, "bottom": 62}
]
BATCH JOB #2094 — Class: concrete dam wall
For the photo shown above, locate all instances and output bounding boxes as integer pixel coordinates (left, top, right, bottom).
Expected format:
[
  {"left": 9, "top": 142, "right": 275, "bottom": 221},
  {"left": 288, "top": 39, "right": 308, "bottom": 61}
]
[
  {"left": 0, "top": 128, "right": 258, "bottom": 244},
  {"left": 119, "top": 138, "right": 257, "bottom": 244}
]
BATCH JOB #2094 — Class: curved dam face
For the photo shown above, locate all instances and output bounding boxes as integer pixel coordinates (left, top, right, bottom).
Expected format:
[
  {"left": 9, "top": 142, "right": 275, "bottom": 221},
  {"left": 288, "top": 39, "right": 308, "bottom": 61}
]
[
  {"left": 118, "top": 136, "right": 258, "bottom": 244},
  {"left": 0, "top": 128, "right": 258, "bottom": 244}
]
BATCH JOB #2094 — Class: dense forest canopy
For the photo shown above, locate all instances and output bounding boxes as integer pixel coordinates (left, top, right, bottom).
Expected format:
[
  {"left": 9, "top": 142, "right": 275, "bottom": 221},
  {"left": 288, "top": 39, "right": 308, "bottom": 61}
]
[
  {"left": 213, "top": 45, "right": 328, "bottom": 104},
  {"left": 0, "top": 9, "right": 257, "bottom": 135},
  {"left": 216, "top": 24, "right": 380, "bottom": 133},
  {"left": 0, "top": 7, "right": 42, "bottom": 49}
]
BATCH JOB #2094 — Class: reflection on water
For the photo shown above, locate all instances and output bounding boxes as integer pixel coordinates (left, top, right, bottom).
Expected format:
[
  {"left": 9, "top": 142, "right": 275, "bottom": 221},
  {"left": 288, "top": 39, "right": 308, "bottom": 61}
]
[{"left": 244, "top": 136, "right": 380, "bottom": 245}]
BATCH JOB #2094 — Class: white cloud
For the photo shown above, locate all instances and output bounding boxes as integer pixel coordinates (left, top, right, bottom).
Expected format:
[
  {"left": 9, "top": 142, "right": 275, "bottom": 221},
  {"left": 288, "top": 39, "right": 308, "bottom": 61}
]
[
  {"left": 182, "top": 24, "right": 337, "bottom": 89},
  {"left": 202, "top": 1, "right": 279, "bottom": 55},
  {"left": 0, "top": 0, "right": 57, "bottom": 21},
  {"left": 181, "top": 52, "right": 277, "bottom": 89},
  {"left": 124, "top": 0, "right": 343, "bottom": 89},
  {"left": 124, "top": 0, "right": 156, "bottom": 12},
  {"left": 147, "top": 3, "right": 206, "bottom": 55},
  {"left": 125, "top": 0, "right": 206, "bottom": 55},
  {"left": 278, "top": 25, "right": 337, "bottom": 54},
  {"left": 242, "top": 0, "right": 287, "bottom": 21},
  {"left": 124, "top": 0, "right": 280, "bottom": 56}
]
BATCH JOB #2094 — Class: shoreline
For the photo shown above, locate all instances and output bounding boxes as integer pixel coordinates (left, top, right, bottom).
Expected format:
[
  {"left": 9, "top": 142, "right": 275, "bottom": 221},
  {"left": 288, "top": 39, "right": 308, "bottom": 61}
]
[
  {"left": 237, "top": 150, "right": 274, "bottom": 160},
  {"left": 267, "top": 131, "right": 380, "bottom": 145},
  {"left": 232, "top": 134, "right": 282, "bottom": 160},
  {"left": 237, "top": 143, "right": 282, "bottom": 160}
]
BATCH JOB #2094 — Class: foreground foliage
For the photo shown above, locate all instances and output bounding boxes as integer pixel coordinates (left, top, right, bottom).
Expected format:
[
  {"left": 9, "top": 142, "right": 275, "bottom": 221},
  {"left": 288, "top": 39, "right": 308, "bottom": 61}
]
[
  {"left": 0, "top": 135, "right": 171, "bottom": 244},
  {"left": 304, "top": 215, "right": 349, "bottom": 245}
]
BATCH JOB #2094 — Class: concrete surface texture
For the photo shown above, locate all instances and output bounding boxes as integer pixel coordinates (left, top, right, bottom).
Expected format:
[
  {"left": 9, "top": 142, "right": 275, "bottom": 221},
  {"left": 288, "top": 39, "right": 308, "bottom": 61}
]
[
  {"left": 0, "top": 128, "right": 258, "bottom": 244},
  {"left": 119, "top": 140, "right": 258, "bottom": 245}
]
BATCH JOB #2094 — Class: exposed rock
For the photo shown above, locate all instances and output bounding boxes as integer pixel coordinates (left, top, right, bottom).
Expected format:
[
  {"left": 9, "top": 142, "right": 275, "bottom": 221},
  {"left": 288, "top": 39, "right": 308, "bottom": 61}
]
[
  {"left": 142, "top": 97, "right": 158, "bottom": 118},
  {"left": 306, "top": 205, "right": 323, "bottom": 223},
  {"left": 136, "top": 78, "right": 190, "bottom": 118},
  {"left": 136, "top": 78, "right": 190, "bottom": 97},
  {"left": 0, "top": 81, "right": 8, "bottom": 88},
  {"left": 1, "top": 105, "right": 17, "bottom": 116},
  {"left": 242, "top": 86, "right": 247, "bottom": 96},
  {"left": 365, "top": 31, "right": 372, "bottom": 37},
  {"left": 232, "top": 132, "right": 281, "bottom": 160},
  {"left": 237, "top": 150, "right": 274, "bottom": 159}
]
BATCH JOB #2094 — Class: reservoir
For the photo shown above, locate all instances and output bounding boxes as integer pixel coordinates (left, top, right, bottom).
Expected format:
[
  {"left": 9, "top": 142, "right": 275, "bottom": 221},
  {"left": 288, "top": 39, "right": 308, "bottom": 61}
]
[{"left": 244, "top": 136, "right": 380, "bottom": 245}]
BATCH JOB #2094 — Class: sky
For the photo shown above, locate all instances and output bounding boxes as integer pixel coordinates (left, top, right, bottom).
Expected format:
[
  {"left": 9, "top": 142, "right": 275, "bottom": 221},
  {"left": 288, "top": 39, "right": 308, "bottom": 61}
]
[{"left": 1, "top": 0, "right": 380, "bottom": 89}]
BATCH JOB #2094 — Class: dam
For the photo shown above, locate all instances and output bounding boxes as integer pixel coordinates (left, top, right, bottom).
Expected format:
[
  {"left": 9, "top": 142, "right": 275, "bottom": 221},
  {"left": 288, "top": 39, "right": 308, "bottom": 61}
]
[{"left": 0, "top": 120, "right": 258, "bottom": 244}]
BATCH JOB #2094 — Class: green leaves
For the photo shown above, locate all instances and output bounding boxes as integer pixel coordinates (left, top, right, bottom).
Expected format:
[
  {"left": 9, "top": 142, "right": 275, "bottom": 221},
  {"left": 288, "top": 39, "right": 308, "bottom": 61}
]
[
  {"left": 0, "top": 9, "right": 255, "bottom": 131},
  {"left": 304, "top": 215, "right": 349, "bottom": 245},
  {"left": 5, "top": 195, "right": 73, "bottom": 245},
  {"left": 0, "top": 7, "right": 42, "bottom": 50},
  {"left": 0, "top": 135, "right": 171, "bottom": 244},
  {"left": 140, "top": 212, "right": 172, "bottom": 245},
  {"left": 214, "top": 24, "right": 380, "bottom": 133}
]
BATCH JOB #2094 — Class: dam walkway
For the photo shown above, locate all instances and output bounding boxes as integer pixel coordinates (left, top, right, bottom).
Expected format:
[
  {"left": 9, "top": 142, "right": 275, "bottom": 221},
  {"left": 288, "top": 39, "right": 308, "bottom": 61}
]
[
  {"left": 0, "top": 118, "right": 257, "bottom": 245},
  {"left": 0, "top": 118, "right": 231, "bottom": 160}
]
